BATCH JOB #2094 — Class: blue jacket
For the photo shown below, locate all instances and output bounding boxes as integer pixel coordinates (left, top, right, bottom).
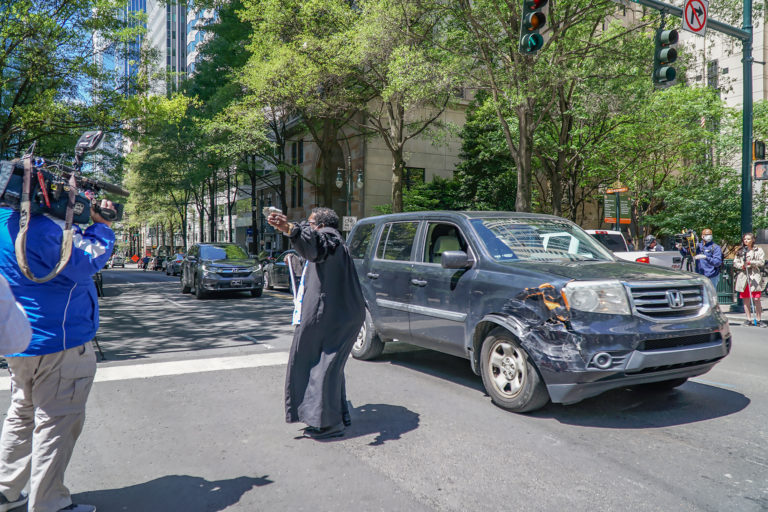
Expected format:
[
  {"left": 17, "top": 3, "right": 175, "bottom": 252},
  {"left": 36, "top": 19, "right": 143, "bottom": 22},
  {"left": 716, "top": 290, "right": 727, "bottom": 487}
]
[
  {"left": 680, "top": 241, "right": 723, "bottom": 278},
  {"left": 0, "top": 207, "right": 115, "bottom": 356}
]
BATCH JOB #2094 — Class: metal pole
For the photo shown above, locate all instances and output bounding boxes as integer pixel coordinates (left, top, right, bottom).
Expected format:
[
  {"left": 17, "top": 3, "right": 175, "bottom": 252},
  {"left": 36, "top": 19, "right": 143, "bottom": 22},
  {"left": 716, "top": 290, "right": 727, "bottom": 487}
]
[{"left": 742, "top": 0, "right": 754, "bottom": 236}]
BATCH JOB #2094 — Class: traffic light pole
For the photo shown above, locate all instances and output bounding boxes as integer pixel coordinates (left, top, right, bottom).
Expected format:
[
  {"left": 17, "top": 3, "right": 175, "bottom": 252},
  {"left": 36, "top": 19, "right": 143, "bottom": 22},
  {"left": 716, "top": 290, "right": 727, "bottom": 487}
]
[{"left": 631, "top": 0, "right": 753, "bottom": 234}]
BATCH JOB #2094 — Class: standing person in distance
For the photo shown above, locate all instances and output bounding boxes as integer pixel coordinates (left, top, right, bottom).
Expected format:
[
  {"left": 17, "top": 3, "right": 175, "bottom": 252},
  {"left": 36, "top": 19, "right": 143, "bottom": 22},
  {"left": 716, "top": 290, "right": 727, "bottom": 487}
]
[
  {"left": 0, "top": 199, "right": 116, "bottom": 512},
  {"left": 733, "top": 232, "right": 766, "bottom": 327},
  {"left": 643, "top": 235, "right": 665, "bottom": 252},
  {"left": 268, "top": 207, "right": 365, "bottom": 440},
  {"left": 676, "top": 228, "right": 724, "bottom": 288}
]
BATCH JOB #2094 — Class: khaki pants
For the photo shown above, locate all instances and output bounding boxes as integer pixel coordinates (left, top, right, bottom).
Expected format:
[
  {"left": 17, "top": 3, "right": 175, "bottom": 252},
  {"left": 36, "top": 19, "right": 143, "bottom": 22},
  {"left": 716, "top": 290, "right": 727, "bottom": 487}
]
[{"left": 0, "top": 343, "right": 96, "bottom": 512}]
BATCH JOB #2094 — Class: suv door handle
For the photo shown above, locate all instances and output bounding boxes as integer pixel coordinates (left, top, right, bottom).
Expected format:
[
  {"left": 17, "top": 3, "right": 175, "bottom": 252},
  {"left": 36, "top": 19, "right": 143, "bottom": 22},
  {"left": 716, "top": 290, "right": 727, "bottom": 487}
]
[
  {"left": 366, "top": 272, "right": 380, "bottom": 279},
  {"left": 411, "top": 278, "right": 428, "bottom": 287}
]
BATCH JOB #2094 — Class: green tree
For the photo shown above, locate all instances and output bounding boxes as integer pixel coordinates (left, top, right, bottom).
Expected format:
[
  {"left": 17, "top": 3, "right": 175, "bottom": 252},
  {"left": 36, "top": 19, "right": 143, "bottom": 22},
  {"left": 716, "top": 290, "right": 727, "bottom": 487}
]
[{"left": 0, "top": 0, "right": 145, "bottom": 157}]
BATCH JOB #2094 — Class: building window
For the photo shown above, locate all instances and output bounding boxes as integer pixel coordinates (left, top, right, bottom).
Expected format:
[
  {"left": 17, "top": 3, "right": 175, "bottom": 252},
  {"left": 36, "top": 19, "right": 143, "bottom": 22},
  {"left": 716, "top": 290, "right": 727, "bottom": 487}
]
[
  {"left": 291, "top": 176, "right": 297, "bottom": 208},
  {"left": 291, "top": 142, "right": 297, "bottom": 165},
  {"left": 298, "top": 176, "right": 303, "bottom": 206},
  {"left": 707, "top": 59, "right": 719, "bottom": 90},
  {"left": 298, "top": 139, "right": 304, "bottom": 163}
]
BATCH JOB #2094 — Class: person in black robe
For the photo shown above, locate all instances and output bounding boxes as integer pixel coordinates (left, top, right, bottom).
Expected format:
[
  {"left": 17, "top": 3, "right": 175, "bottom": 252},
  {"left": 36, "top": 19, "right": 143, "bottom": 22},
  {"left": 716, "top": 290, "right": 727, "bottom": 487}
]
[{"left": 268, "top": 207, "right": 365, "bottom": 439}]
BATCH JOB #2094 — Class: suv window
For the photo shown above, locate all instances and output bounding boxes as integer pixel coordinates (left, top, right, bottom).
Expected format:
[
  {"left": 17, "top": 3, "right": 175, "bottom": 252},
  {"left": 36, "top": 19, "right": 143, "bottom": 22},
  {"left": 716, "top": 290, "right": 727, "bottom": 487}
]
[
  {"left": 348, "top": 224, "right": 376, "bottom": 259},
  {"left": 376, "top": 222, "right": 418, "bottom": 261},
  {"left": 201, "top": 244, "right": 249, "bottom": 260},
  {"left": 423, "top": 223, "right": 468, "bottom": 264},
  {"left": 590, "top": 233, "right": 628, "bottom": 252}
]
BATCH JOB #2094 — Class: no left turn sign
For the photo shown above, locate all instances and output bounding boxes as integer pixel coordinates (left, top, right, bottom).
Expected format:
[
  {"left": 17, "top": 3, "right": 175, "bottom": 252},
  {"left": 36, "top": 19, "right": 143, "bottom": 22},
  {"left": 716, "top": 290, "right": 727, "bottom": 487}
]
[{"left": 683, "top": 0, "right": 708, "bottom": 36}]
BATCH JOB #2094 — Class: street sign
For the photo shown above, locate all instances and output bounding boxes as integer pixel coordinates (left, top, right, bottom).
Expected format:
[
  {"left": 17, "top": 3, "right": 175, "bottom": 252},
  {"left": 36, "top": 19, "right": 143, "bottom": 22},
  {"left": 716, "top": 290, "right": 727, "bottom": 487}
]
[
  {"left": 246, "top": 228, "right": 253, "bottom": 235},
  {"left": 606, "top": 187, "right": 629, "bottom": 194},
  {"left": 754, "top": 160, "right": 768, "bottom": 180},
  {"left": 683, "top": 0, "right": 707, "bottom": 35},
  {"left": 246, "top": 236, "right": 253, "bottom": 243},
  {"left": 604, "top": 192, "right": 631, "bottom": 225},
  {"left": 131, "top": 255, "right": 139, "bottom": 263},
  {"left": 342, "top": 216, "right": 358, "bottom": 232}
]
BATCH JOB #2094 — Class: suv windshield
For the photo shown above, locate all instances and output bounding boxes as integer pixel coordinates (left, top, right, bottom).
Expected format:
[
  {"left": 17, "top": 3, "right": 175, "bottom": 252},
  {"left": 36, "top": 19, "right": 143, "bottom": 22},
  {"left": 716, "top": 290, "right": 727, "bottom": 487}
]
[
  {"left": 200, "top": 244, "right": 249, "bottom": 260},
  {"left": 471, "top": 218, "right": 615, "bottom": 262}
]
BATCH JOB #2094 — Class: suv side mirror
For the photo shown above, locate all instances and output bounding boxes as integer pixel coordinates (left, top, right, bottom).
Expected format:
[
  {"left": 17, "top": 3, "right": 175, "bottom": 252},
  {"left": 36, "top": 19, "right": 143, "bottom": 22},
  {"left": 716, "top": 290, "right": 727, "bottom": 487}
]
[{"left": 441, "top": 250, "right": 473, "bottom": 269}]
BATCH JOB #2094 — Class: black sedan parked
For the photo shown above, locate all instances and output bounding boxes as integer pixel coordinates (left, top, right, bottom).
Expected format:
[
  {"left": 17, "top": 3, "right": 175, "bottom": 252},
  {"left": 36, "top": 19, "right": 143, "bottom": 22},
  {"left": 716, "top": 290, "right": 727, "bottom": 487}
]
[
  {"left": 262, "top": 250, "right": 301, "bottom": 292},
  {"left": 180, "top": 243, "right": 263, "bottom": 299}
]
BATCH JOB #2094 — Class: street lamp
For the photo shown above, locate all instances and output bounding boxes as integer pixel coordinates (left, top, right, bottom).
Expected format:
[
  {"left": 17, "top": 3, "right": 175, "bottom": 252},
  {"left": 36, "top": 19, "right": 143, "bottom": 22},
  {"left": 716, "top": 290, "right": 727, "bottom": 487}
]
[{"left": 336, "top": 155, "right": 363, "bottom": 216}]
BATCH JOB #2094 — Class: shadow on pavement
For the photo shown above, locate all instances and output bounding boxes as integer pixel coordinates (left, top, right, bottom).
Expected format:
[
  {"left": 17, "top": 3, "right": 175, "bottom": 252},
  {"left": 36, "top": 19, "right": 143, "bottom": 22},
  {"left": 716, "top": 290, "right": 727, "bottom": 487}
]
[
  {"left": 71, "top": 474, "right": 273, "bottom": 512},
  {"left": 363, "top": 345, "right": 749, "bottom": 429},
  {"left": 299, "top": 403, "right": 420, "bottom": 446},
  {"left": 95, "top": 271, "right": 294, "bottom": 362},
  {"left": 532, "top": 380, "right": 750, "bottom": 428}
]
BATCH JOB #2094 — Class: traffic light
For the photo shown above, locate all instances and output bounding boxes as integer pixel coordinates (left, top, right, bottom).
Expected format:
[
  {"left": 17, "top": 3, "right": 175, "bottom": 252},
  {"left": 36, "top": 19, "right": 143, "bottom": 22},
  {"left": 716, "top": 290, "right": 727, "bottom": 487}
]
[
  {"left": 753, "top": 140, "right": 765, "bottom": 160},
  {"left": 653, "top": 28, "right": 678, "bottom": 84},
  {"left": 519, "top": 0, "right": 548, "bottom": 55}
]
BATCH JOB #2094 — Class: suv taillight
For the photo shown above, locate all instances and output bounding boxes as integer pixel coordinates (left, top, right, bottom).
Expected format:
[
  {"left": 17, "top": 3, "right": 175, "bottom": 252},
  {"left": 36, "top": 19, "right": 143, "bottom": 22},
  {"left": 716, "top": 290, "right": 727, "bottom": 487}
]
[{"left": 636, "top": 256, "right": 650, "bottom": 264}]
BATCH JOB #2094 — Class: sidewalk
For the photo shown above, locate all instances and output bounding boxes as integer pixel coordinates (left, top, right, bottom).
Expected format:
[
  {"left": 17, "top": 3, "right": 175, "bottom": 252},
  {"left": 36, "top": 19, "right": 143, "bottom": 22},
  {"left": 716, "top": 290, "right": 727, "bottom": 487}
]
[{"left": 722, "top": 296, "right": 768, "bottom": 326}]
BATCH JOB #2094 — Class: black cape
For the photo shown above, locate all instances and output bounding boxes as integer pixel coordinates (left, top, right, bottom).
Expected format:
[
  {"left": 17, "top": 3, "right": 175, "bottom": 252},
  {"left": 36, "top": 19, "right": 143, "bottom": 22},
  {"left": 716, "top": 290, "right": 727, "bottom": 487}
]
[{"left": 284, "top": 222, "right": 365, "bottom": 428}]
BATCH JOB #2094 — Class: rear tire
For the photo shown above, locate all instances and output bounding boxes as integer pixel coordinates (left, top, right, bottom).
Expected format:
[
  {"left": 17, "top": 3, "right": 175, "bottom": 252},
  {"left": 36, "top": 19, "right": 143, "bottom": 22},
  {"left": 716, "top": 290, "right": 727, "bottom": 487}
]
[
  {"left": 480, "top": 327, "right": 549, "bottom": 413},
  {"left": 351, "top": 309, "right": 385, "bottom": 360},
  {"left": 251, "top": 288, "right": 263, "bottom": 297}
]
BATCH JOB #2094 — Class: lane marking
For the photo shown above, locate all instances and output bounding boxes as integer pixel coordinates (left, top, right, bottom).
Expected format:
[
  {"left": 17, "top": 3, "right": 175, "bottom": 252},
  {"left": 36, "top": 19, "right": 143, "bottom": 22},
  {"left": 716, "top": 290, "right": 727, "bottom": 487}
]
[{"left": 0, "top": 351, "right": 289, "bottom": 391}]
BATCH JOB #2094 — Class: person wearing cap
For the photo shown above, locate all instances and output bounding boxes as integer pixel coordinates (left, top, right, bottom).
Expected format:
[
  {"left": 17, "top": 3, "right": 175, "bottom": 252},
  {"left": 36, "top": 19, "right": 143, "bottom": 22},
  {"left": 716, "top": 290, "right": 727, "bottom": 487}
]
[
  {"left": 676, "top": 228, "right": 723, "bottom": 288},
  {"left": 643, "top": 235, "right": 665, "bottom": 252}
]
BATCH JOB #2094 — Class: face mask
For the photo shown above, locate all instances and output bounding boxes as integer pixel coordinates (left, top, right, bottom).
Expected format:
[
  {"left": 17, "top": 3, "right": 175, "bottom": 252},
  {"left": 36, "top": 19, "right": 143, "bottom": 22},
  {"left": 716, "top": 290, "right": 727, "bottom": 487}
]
[{"left": 703, "top": 235, "right": 713, "bottom": 242}]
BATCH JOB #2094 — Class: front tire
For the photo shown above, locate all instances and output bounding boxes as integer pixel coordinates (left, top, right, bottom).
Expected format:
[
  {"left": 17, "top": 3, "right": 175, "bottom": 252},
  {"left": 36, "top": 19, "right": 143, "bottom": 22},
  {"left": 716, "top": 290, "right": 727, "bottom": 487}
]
[
  {"left": 351, "top": 309, "right": 385, "bottom": 360},
  {"left": 194, "top": 274, "right": 209, "bottom": 299},
  {"left": 251, "top": 288, "right": 263, "bottom": 297},
  {"left": 181, "top": 272, "right": 191, "bottom": 294},
  {"left": 480, "top": 327, "right": 549, "bottom": 413}
]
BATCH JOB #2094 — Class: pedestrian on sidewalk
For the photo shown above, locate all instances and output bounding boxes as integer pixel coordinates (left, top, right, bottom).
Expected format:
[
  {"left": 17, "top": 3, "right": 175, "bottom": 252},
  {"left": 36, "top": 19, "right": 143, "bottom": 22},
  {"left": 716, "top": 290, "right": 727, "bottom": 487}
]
[
  {"left": 676, "top": 228, "right": 723, "bottom": 288},
  {"left": 733, "top": 232, "right": 765, "bottom": 327},
  {"left": 268, "top": 207, "right": 365, "bottom": 440},
  {"left": 0, "top": 199, "right": 115, "bottom": 512}
]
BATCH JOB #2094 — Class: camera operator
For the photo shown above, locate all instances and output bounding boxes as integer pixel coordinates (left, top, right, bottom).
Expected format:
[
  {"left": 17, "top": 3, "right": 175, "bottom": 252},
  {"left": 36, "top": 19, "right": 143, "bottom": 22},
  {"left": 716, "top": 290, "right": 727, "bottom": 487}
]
[
  {"left": 0, "top": 198, "right": 115, "bottom": 512},
  {"left": 676, "top": 228, "right": 723, "bottom": 288}
]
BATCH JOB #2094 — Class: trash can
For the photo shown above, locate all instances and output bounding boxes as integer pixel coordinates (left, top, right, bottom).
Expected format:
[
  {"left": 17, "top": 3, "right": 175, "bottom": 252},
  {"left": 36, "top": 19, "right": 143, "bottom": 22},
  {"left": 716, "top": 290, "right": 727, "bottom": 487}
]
[{"left": 717, "top": 259, "right": 736, "bottom": 307}]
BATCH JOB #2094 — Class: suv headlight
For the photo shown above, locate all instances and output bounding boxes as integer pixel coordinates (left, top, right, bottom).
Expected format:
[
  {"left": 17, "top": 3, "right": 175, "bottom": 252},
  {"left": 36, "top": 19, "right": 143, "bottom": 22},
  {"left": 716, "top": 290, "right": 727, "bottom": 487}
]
[
  {"left": 563, "top": 280, "right": 630, "bottom": 315},
  {"left": 246, "top": 264, "right": 261, "bottom": 273}
]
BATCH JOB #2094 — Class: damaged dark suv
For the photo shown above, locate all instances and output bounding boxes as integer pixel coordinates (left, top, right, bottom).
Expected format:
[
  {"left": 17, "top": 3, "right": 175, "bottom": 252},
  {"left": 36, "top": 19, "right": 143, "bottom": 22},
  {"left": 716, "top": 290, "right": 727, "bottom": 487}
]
[{"left": 347, "top": 211, "right": 731, "bottom": 413}]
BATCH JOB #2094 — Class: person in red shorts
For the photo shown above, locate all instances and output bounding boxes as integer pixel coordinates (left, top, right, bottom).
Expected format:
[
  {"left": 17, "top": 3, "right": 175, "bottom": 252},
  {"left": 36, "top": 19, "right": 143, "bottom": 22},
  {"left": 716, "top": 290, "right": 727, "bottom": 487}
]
[{"left": 734, "top": 232, "right": 766, "bottom": 326}]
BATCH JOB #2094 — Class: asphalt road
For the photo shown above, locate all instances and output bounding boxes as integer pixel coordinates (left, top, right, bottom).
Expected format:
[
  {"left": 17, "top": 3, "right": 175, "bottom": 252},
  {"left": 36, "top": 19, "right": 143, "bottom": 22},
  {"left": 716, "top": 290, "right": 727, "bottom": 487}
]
[{"left": 1, "top": 266, "right": 766, "bottom": 512}]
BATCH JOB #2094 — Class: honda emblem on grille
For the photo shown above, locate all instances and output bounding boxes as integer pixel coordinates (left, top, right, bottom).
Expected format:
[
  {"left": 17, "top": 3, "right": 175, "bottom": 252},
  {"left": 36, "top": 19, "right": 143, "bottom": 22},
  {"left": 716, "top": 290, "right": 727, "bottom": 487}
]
[{"left": 666, "top": 290, "right": 685, "bottom": 308}]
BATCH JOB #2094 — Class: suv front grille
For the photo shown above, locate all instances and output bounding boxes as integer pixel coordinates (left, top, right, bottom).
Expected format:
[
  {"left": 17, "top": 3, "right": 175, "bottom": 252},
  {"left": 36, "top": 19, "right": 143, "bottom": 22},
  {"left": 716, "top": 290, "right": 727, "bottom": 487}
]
[
  {"left": 637, "top": 333, "right": 722, "bottom": 351},
  {"left": 215, "top": 269, "right": 252, "bottom": 278},
  {"left": 628, "top": 283, "right": 705, "bottom": 319}
]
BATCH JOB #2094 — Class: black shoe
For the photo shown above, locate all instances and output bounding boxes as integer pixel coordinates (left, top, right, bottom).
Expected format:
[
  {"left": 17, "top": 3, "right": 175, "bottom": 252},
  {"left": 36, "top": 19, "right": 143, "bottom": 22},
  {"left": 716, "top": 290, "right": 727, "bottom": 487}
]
[
  {"left": 303, "top": 423, "right": 344, "bottom": 440},
  {"left": 342, "top": 411, "right": 351, "bottom": 427}
]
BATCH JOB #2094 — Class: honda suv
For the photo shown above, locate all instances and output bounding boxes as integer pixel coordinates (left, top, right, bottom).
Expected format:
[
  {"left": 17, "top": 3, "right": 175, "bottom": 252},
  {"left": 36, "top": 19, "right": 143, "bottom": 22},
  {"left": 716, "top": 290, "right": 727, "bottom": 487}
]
[
  {"left": 180, "top": 243, "right": 264, "bottom": 299},
  {"left": 347, "top": 211, "right": 731, "bottom": 413}
]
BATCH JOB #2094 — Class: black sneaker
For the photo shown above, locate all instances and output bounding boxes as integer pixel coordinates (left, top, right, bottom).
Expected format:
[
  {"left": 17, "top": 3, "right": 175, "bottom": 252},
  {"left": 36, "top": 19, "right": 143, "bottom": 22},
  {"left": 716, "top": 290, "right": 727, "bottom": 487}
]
[
  {"left": 303, "top": 423, "right": 345, "bottom": 440},
  {"left": 57, "top": 505, "right": 96, "bottom": 512},
  {"left": 0, "top": 492, "right": 28, "bottom": 512}
]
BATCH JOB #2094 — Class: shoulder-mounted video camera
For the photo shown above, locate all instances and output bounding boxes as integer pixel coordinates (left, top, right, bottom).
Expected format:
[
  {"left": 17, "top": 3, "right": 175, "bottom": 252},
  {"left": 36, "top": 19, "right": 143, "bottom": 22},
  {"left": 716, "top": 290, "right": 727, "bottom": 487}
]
[
  {"left": 0, "top": 131, "right": 128, "bottom": 224},
  {"left": 675, "top": 229, "right": 699, "bottom": 272},
  {"left": 0, "top": 131, "right": 129, "bottom": 283}
]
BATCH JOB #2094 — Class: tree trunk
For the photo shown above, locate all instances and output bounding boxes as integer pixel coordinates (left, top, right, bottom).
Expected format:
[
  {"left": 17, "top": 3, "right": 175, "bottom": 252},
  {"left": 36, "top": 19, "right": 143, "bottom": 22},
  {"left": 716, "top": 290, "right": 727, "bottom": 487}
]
[
  {"left": 391, "top": 151, "right": 405, "bottom": 213},
  {"left": 208, "top": 173, "right": 217, "bottom": 243},
  {"left": 515, "top": 100, "right": 535, "bottom": 213}
]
